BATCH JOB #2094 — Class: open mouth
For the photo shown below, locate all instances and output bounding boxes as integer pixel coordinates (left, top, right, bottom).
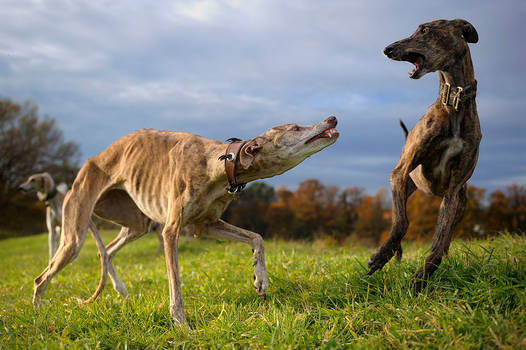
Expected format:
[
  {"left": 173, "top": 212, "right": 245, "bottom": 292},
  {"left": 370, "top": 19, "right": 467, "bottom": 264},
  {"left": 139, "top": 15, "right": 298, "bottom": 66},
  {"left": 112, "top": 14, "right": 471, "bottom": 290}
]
[
  {"left": 401, "top": 52, "right": 425, "bottom": 78},
  {"left": 305, "top": 127, "right": 339, "bottom": 144}
]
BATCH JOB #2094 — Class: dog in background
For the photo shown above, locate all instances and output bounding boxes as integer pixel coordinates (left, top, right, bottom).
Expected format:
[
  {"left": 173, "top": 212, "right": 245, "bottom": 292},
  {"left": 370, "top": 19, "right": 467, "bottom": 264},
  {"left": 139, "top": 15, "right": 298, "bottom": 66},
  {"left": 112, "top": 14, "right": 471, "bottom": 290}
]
[{"left": 19, "top": 173, "right": 68, "bottom": 261}]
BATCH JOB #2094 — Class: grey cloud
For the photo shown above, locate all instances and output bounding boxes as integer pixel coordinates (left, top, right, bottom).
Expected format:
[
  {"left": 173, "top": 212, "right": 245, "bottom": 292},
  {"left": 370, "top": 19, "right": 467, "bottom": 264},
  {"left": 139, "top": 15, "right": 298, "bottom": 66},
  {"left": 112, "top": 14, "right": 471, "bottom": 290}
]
[{"left": 1, "top": 0, "right": 525, "bottom": 194}]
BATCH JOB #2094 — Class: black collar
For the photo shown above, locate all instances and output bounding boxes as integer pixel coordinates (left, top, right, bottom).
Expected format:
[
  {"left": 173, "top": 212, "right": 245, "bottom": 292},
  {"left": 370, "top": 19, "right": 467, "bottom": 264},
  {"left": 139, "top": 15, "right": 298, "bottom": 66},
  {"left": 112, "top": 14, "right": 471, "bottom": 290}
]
[{"left": 45, "top": 186, "right": 58, "bottom": 202}]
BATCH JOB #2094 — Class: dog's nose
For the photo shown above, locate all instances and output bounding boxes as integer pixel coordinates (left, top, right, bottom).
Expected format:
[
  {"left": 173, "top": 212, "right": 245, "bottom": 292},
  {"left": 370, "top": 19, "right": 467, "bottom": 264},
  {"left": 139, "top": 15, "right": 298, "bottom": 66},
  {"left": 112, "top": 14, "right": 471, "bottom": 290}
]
[
  {"left": 18, "top": 186, "right": 24, "bottom": 191},
  {"left": 384, "top": 45, "right": 395, "bottom": 57},
  {"left": 325, "top": 116, "right": 337, "bottom": 126}
]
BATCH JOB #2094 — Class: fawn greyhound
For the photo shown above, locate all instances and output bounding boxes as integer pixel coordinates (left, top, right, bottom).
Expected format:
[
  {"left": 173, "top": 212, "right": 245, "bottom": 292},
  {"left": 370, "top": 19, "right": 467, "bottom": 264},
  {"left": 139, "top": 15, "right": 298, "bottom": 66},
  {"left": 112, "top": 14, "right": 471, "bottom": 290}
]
[
  {"left": 33, "top": 117, "right": 339, "bottom": 326},
  {"left": 367, "top": 19, "right": 481, "bottom": 292}
]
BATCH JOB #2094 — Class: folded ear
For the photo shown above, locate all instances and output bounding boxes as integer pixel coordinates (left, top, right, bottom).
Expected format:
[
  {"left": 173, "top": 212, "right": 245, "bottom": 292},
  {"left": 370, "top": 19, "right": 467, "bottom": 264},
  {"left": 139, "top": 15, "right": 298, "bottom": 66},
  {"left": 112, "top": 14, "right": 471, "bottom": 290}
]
[
  {"left": 42, "top": 173, "right": 54, "bottom": 192},
  {"left": 452, "top": 19, "right": 478, "bottom": 43},
  {"left": 239, "top": 138, "right": 264, "bottom": 169}
]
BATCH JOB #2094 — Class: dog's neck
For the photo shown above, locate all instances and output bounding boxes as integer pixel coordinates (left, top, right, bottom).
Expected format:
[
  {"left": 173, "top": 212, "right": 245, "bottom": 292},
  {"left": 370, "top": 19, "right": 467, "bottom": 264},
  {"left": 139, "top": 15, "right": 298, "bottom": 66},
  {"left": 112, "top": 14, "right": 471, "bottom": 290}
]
[
  {"left": 437, "top": 49, "right": 476, "bottom": 108},
  {"left": 439, "top": 49, "right": 475, "bottom": 88},
  {"left": 437, "top": 50, "right": 477, "bottom": 137}
]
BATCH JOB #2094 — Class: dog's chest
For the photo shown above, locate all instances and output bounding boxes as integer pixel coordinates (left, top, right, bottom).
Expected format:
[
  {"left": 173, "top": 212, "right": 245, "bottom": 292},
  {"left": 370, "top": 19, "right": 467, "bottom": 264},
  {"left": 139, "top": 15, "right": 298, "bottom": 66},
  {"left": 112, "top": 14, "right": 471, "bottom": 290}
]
[{"left": 183, "top": 190, "right": 233, "bottom": 224}]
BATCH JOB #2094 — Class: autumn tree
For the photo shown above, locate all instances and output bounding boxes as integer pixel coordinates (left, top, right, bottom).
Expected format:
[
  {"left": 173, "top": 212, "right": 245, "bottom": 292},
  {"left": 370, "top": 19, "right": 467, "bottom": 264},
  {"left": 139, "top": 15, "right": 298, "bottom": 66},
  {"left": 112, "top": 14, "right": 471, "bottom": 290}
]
[
  {"left": 457, "top": 185, "right": 486, "bottom": 237},
  {"left": 486, "top": 185, "right": 526, "bottom": 234},
  {"left": 485, "top": 189, "right": 509, "bottom": 234},
  {"left": 265, "top": 185, "right": 297, "bottom": 239},
  {"left": 506, "top": 184, "right": 526, "bottom": 233},
  {"left": 331, "top": 186, "right": 364, "bottom": 241},
  {"left": 288, "top": 179, "right": 327, "bottom": 238},
  {"left": 354, "top": 188, "right": 390, "bottom": 244}
]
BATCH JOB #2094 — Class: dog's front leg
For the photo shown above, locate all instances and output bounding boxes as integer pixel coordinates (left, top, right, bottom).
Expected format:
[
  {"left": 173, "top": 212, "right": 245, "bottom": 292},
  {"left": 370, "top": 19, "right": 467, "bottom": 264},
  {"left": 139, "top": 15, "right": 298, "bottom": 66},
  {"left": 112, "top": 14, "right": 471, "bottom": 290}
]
[
  {"left": 203, "top": 220, "right": 268, "bottom": 299},
  {"left": 46, "top": 209, "right": 57, "bottom": 260},
  {"left": 162, "top": 210, "right": 188, "bottom": 327},
  {"left": 368, "top": 167, "right": 417, "bottom": 274}
]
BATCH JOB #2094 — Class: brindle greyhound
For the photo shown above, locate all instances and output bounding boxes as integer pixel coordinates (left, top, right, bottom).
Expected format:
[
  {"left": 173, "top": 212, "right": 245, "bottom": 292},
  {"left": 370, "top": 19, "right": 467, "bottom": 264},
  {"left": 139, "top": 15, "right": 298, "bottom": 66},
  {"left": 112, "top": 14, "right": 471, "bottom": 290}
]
[
  {"left": 367, "top": 19, "right": 481, "bottom": 292},
  {"left": 32, "top": 117, "right": 339, "bottom": 327}
]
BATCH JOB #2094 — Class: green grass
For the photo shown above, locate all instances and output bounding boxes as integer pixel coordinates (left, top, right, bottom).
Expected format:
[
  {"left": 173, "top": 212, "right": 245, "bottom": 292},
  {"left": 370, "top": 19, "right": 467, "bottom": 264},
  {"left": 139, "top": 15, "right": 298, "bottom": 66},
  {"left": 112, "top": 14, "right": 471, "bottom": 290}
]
[{"left": 1, "top": 232, "right": 525, "bottom": 349}]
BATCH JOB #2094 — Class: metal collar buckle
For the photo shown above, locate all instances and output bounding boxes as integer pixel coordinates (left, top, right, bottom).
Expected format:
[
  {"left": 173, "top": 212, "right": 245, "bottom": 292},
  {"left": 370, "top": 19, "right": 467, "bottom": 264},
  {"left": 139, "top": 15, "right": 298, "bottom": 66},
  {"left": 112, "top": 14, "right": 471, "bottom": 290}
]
[
  {"left": 441, "top": 82, "right": 451, "bottom": 105},
  {"left": 452, "top": 87, "right": 463, "bottom": 111},
  {"left": 440, "top": 82, "right": 472, "bottom": 112}
]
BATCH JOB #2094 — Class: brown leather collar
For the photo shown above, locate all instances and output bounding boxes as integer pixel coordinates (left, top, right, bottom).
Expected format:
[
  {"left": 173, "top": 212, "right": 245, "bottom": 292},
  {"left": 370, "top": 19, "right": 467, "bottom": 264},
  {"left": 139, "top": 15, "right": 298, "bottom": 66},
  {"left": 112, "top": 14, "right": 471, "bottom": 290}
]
[
  {"left": 439, "top": 80, "right": 477, "bottom": 111},
  {"left": 218, "top": 138, "right": 247, "bottom": 194}
]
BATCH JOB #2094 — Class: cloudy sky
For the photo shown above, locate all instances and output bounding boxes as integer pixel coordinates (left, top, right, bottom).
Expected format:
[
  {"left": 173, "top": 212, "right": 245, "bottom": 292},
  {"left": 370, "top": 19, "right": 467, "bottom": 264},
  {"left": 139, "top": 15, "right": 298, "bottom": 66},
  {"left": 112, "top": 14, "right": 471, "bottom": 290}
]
[{"left": 1, "top": 0, "right": 524, "bottom": 193}]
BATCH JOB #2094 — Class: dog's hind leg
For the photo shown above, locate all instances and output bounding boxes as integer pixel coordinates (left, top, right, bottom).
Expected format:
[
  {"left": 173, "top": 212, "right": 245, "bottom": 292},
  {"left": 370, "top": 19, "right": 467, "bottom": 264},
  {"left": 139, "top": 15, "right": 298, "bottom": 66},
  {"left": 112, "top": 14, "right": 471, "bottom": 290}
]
[
  {"left": 82, "top": 219, "right": 110, "bottom": 303},
  {"left": 411, "top": 184, "right": 467, "bottom": 293},
  {"left": 203, "top": 219, "right": 268, "bottom": 299},
  {"left": 33, "top": 161, "right": 112, "bottom": 307},
  {"left": 103, "top": 227, "right": 147, "bottom": 298},
  {"left": 90, "top": 190, "right": 152, "bottom": 298}
]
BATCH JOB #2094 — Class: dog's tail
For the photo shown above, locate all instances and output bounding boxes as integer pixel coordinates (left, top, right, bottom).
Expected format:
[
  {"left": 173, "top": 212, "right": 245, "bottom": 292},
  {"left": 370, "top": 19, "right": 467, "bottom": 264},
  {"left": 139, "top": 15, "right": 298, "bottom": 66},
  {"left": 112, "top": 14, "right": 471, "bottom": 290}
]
[
  {"left": 82, "top": 219, "right": 109, "bottom": 304},
  {"left": 400, "top": 119, "right": 409, "bottom": 139}
]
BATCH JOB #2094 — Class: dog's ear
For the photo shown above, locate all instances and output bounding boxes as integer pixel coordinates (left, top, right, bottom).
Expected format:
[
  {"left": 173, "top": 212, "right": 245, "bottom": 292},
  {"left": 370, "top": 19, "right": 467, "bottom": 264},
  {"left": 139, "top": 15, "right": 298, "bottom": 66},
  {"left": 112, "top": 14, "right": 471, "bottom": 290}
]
[
  {"left": 452, "top": 19, "right": 478, "bottom": 43},
  {"left": 239, "top": 138, "right": 264, "bottom": 169}
]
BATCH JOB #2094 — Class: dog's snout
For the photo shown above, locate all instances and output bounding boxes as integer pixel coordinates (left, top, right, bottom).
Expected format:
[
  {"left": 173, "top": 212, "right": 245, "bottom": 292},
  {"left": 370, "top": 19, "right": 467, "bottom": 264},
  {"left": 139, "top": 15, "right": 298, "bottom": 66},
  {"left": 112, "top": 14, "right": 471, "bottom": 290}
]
[
  {"left": 18, "top": 186, "right": 23, "bottom": 191},
  {"left": 325, "top": 116, "right": 337, "bottom": 126},
  {"left": 384, "top": 45, "right": 395, "bottom": 57}
]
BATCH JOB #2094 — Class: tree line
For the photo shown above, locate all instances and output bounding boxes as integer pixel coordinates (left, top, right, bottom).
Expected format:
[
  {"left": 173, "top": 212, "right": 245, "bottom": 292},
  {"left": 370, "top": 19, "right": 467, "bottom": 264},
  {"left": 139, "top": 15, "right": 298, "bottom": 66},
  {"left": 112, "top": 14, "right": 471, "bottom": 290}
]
[
  {"left": 223, "top": 180, "right": 526, "bottom": 244},
  {"left": 1, "top": 97, "right": 525, "bottom": 241}
]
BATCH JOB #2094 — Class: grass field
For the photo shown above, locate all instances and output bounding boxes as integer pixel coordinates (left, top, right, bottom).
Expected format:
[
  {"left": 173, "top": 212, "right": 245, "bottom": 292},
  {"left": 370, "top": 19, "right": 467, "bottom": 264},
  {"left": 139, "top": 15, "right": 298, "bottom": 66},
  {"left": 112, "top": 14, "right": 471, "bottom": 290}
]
[{"left": 1, "top": 231, "right": 525, "bottom": 349}]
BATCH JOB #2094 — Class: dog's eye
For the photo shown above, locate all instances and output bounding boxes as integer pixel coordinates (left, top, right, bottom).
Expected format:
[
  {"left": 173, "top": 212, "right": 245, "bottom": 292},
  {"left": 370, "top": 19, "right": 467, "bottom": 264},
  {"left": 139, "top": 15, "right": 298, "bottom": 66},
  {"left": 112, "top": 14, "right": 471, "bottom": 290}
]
[
  {"left": 421, "top": 27, "right": 429, "bottom": 34},
  {"left": 292, "top": 125, "right": 301, "bottom": 131}
]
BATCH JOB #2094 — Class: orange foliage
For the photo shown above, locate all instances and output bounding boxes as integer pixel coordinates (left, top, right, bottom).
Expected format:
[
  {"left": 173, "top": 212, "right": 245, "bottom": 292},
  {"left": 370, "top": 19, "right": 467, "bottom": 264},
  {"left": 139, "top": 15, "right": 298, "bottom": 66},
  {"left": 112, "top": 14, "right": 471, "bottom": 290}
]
[{"left": 224, "top": 179, "right": 526, "bottom": 242}]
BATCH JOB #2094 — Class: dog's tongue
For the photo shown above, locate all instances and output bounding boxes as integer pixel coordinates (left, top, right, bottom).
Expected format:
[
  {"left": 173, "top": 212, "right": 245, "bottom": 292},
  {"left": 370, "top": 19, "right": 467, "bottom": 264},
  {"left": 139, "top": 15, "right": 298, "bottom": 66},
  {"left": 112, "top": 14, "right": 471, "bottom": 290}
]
[{"left": 409, "top": 56, "right": 424, "bottom": 77}]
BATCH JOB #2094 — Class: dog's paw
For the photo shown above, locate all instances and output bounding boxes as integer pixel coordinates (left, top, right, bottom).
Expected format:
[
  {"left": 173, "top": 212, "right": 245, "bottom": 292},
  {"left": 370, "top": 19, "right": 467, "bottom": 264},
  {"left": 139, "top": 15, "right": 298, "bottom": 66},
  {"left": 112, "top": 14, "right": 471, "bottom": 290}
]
[
  {"left": 253, "top": 274, "right": 268, "bottom": 299},
  {"left": 367, "top": 243, "right": 400, "bottom": 275},
  {"left": 410, "top": 269, "right": 428, "bottom": 295},
  {"left": 394, "top": 244, "right": 403, "bottom": 261},
  {"left": 32, "top": 295, "right": 42, "bottom": 309},
  {"left": 170, "top": 306, "right": 191, "bottom": 331}
]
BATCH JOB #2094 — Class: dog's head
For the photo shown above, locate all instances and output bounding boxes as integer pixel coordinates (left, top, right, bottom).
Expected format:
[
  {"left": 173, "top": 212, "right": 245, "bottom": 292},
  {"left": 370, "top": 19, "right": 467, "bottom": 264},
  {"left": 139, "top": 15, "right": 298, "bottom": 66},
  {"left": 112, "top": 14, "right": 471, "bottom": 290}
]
[
  {"left": 18, "top": 172, "right": 55, "bottom": 200},
  {"left": 237, "top": 116, "right": 339, "bottom": 180},
  {"left": 383, "top": 19, "right": 478, "bottom": 79}
]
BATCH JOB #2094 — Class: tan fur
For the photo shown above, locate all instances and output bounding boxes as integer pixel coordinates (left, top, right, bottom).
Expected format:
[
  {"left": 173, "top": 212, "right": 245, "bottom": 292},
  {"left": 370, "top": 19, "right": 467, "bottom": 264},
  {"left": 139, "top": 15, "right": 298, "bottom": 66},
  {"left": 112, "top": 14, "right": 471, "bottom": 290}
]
[
  {"left": 32, "top": 117, "right": 339, "bottom": 326},
  {"left": 367, "top": 19, "right": 481, "bottom": 293}
]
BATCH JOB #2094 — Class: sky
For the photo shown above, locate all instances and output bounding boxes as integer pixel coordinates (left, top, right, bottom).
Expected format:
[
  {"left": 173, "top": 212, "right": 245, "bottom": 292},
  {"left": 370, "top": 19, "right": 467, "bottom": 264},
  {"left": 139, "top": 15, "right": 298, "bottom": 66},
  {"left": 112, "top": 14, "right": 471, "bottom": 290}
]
[{"left": 1, "top": 0, "right": 525, "bottom": 194}]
